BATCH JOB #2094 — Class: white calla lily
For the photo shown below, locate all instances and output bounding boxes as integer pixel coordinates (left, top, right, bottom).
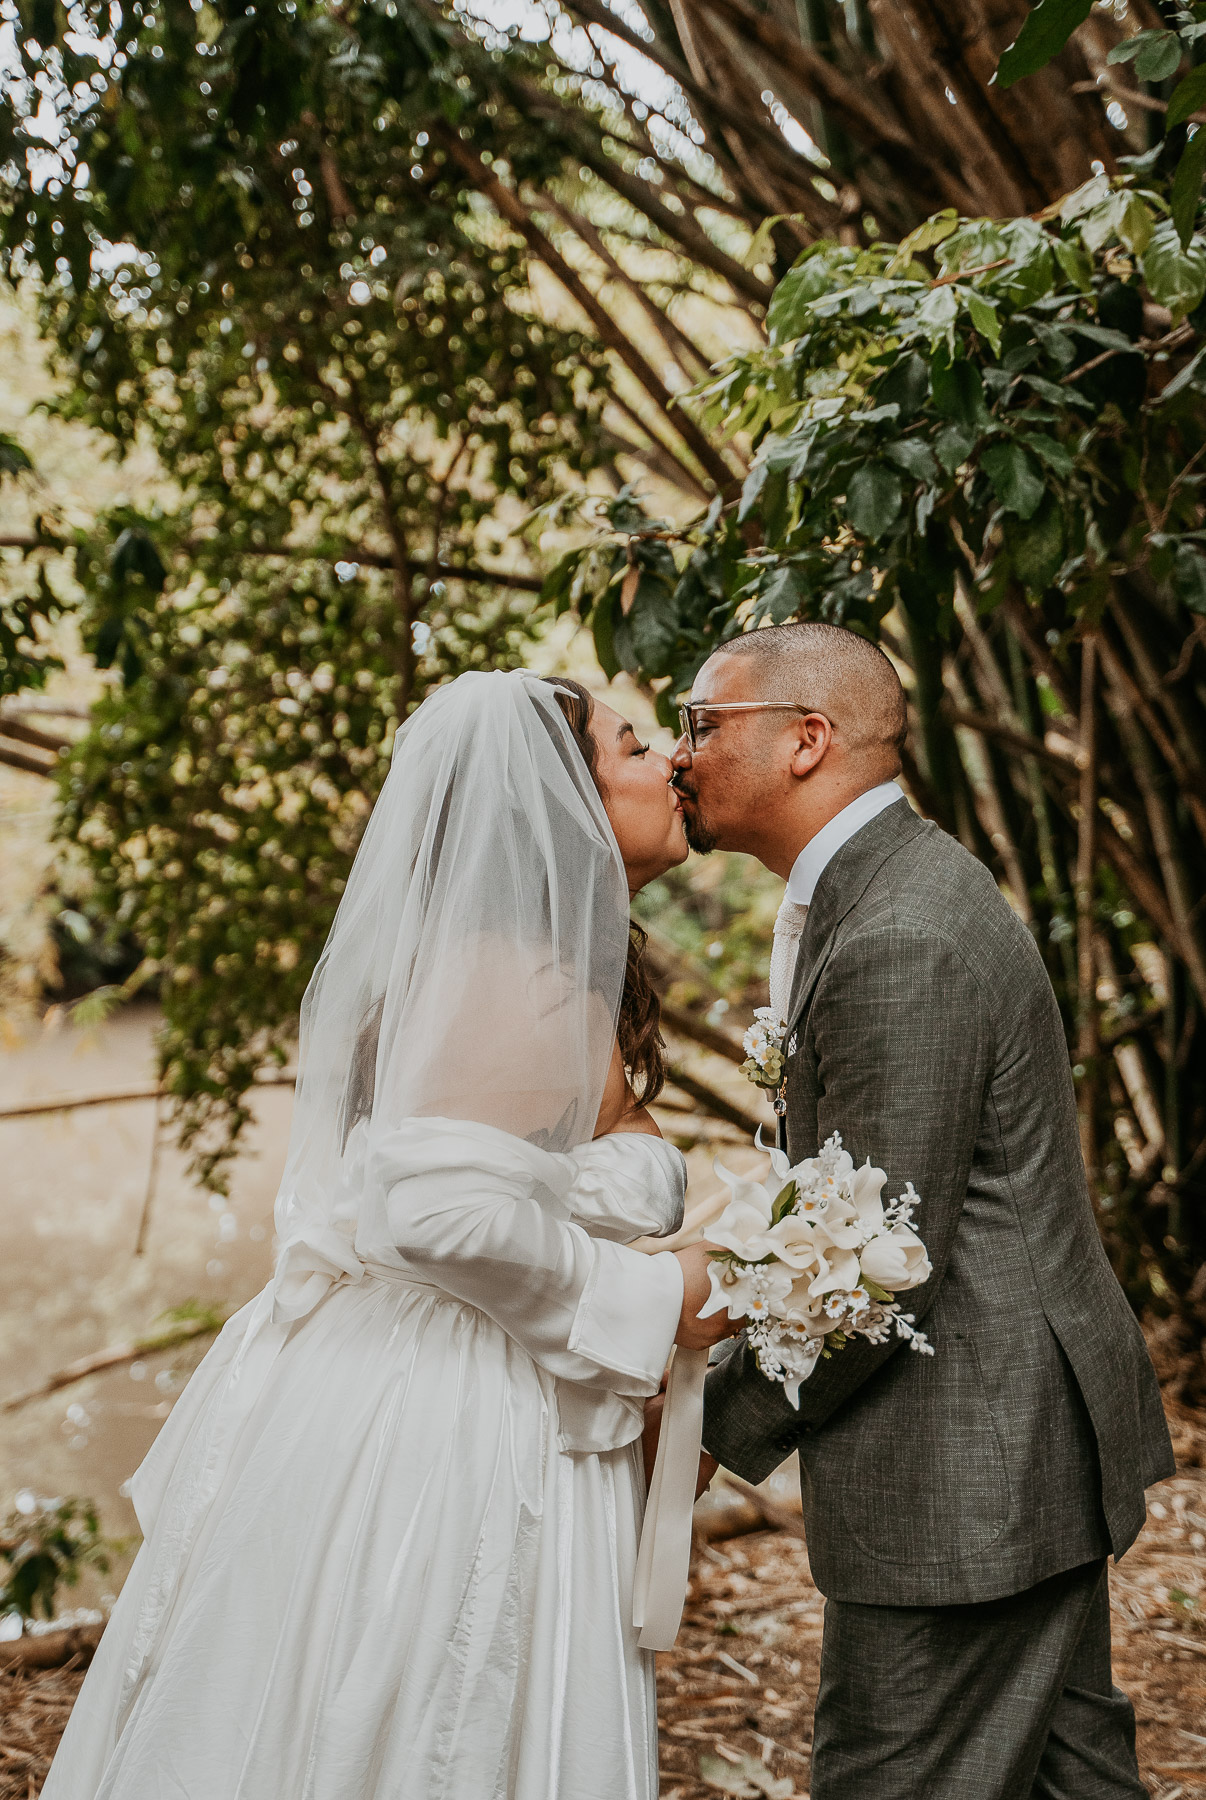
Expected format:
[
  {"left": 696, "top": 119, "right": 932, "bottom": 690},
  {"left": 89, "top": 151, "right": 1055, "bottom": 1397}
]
[
  {"left": 859, "top": 1224, "right": 932, "bottom": 1293},
  {"left": 850, "top": 1160, "right": 888, "bottom": 1229},
  {"left": 808, "top": 1244, "right": 863, "bottom": 1296}
]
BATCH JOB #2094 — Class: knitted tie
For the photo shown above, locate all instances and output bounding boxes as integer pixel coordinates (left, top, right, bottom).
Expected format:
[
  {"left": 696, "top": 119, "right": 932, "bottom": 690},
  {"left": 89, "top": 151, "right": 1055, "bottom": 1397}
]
[{"left": 769, "top": 897, "right": 810, "bottom": 1028}]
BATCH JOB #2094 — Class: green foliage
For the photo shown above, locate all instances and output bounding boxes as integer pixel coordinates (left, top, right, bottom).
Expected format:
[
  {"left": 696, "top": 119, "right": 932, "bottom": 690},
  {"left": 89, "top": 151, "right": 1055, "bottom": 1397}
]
[
  {"left": 552, "top": 179, "right": 1206, "bottom": 1326},
  {"left": 1, "top": 0, "right": 622, "bottom": 1181},
  {"left": 541, "top": 490, "right": 746, "bottom": 727},
  {"left": 0, "top": 1494, "right": 116, "bottom": 1624},
  {"left": 1000, "top": 4, "right": 1206, "bottom": 248},
  {"left": 60, "top": 551, "right": 540, "bottom": 1187},
  {"left": 995, "top": 0, "right": 1094, "bottom": 90},
  {"left": 0, "top": 437, "right": 68, "bottom": 697},
  {"left": 555, "top": 174, "right": 1206, "bottom": 697}
]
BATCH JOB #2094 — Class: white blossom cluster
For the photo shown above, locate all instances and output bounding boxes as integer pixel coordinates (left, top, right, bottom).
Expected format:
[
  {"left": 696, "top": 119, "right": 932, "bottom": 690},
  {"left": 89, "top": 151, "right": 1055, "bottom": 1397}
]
[
  {"left": 741, "top": 1007, "right": 786, "bottom": 1092},
  {"left": 699, "top": 1133, "right": 935, "bottom": 1406}
]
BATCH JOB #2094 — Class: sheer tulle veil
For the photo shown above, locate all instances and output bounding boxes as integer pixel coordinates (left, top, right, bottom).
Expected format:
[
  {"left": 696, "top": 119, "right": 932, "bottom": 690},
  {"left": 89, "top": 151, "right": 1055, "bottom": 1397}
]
[{"left": 272, "top": 670, "right": 630, "bottom": 1265}]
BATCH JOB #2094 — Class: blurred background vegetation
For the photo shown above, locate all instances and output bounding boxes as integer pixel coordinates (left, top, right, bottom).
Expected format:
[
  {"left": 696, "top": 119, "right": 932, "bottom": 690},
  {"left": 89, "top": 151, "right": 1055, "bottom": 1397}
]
[{"left": 1, "top": 0, "right": 1204, "bottom": 1415}]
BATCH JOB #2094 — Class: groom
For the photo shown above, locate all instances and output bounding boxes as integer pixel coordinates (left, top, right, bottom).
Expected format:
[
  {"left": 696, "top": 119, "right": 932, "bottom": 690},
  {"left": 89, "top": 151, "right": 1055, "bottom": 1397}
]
[{"left": 671, "top": 621, "right": 1174, "bottom": 1799}]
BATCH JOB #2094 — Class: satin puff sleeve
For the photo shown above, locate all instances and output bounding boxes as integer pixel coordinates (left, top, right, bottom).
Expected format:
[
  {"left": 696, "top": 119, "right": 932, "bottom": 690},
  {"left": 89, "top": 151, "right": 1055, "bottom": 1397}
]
[{"left": 373, "top": 1120, "right": 683, "bottom": 1401}]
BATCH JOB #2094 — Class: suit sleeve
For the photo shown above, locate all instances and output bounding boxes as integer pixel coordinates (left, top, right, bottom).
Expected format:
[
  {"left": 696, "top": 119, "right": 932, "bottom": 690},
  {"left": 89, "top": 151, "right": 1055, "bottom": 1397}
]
[{"left": 702, "top": 924, "right": 991, "bottom": 1482}]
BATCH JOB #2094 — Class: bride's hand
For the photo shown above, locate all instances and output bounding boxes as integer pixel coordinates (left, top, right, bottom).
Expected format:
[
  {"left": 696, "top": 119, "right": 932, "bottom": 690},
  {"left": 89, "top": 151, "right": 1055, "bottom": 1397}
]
[{"left": 673, "top": 1241, "right": 739, "bottom": 1351}]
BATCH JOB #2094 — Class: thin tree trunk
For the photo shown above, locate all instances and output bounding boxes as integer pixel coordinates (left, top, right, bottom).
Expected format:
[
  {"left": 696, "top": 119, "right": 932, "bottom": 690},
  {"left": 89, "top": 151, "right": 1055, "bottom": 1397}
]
[{"left": 1076, "top": 636, "right": 1100, "bottom": 1188}]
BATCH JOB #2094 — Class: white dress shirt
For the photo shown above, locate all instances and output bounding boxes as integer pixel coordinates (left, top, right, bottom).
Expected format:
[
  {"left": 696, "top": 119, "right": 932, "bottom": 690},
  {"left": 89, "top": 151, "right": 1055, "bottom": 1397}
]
[
  {"left": 785, "top": 780, "right": 906, "bottom": 906},
  {"left": 768, "top": 782, "right": 905, "bottom": 1025}
]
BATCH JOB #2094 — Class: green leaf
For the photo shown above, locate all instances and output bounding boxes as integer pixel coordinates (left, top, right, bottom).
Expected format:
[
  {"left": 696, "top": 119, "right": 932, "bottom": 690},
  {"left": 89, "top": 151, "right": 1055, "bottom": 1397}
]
[
  {"left": 885, "top": 207, "right": 958, "bottom": 274},
  {"left": 1171, "top": 131, "right": 1206, "bottom": 250},
  {"left": 995, "top": 0, "right": 1093, "bottom": 89},
  {"left": 966, "top": 289, "right": 1001, "bottom": 355},
  {"left": 1053, "top": 236, "right": 1093, "bottom": 291},
  {"left": 766, "top": 248, "right": 835, "bottom": 344},
  {"left": 1133, "top": 31, "right": 1183, "bottom": 84},
  {"left": 1167, "top": 63, "right": 1206, "bottom": 129},
  {"left": 885, "top": 437, "right": 940, "bottom": 482},
  {"left": 1172, "top": 544, "right": 1206, "bottom": 613},
  {"left": 1141, "top": 220, "right": 1206, "bottom": 321},
  {"left": 934, "top": 422, "right": 978, "bottom": 473},
  {"left": 1106, "top": 30, "right": 1157, "bottom": 65},
  {"left": 1157, "top": 340, "right": 1206, "bottom": 402},
  {"left": 755, "top": 562, "right": 809, "bottom": 624},
  {"left": 916, "top": 283, "right": 959, "bottom": 349},
  {"left": 627, "top": 576, "right": 680, "bottom": 678},
  {"left": 931, "top": 355, "right": 990, "bottom": 427},
  {"left": 1024, "top": 434, "right": 1075, "bottom": 478},
  {"left": 1007, "top": 493, "right": 1065, "bottom": 591},
  {"left": 591, "top": 589, "right": 621, "bottom": 681},
  {"left": 846, "top": 463, "right": 903, "bottom": 540},
  {"left": 875, "top": 352, "right": 929, "bottom": 418},
  {"left": 771, "top": 1180, "right": 799, "bottom": 1223},
  {"left": 1115, "top": 192, "right": 1153, "bottom": 256},
  {"left": 0, "top": 432, "right": 34, "bottom": 477},
  {"left": 982, "top": 442, "right": 1046, "bottom": 520}
]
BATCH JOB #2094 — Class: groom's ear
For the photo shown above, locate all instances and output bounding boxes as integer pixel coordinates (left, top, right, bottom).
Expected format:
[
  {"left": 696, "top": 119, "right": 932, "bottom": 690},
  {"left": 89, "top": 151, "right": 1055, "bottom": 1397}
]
[{"left": 787, "top": 712, "right": 833, "bottom": 779}]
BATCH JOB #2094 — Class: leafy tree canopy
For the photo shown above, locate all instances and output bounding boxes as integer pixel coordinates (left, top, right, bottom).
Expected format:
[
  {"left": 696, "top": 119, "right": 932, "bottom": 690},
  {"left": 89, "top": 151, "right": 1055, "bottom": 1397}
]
[{"left": 552, "top": 174, "right": 1206, "bottom": 1325}]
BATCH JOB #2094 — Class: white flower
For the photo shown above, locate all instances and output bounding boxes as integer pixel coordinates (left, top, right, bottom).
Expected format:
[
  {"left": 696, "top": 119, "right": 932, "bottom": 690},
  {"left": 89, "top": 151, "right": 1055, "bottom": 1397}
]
[
  {"left": 806, "top": 1241, "right": 863, "bottom": 1298},
  {"left": 849, "top": 1160, "right": 889, "bottom": 1230},
  {"left": 698, "top": 1259, "right": 795, "bottom": 1322},
  {"left": 741, "top": 1009, "right": 786, "bottom": 1092},
  {"left": 763, "top": 1211, "right": 825, "bottom": 1272},
  {"left": 703, "top": 1128, "right": 934, "bottom": 1402},
  {"left": 859, "top": 1224, "right": 932, "bottom": 1293}
]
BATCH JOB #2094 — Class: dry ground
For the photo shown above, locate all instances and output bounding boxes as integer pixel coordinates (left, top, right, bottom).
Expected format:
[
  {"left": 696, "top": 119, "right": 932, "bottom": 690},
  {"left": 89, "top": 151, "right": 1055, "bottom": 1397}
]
[{"left": 2, "top": 1403, "right": 1202, "bottom": 1800}]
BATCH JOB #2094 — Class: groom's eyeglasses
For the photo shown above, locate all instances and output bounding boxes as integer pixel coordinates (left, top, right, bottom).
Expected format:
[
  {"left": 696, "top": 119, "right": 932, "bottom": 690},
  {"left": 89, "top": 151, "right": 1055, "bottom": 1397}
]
[{"left": 676, "top": 700, "right": 831, "bottom": 751}]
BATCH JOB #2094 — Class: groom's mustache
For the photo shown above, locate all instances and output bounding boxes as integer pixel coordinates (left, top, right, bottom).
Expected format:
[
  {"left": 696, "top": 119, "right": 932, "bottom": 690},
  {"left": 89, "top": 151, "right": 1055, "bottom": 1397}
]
[{"left": 671, "top": 775, "right": 696, "bottom": 804}]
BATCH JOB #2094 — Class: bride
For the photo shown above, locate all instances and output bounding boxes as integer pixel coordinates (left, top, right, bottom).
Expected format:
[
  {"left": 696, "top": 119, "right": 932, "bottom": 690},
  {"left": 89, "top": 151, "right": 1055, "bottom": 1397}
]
[{"left": 43, "top": 670, "right": 733, "bottom": 1800}]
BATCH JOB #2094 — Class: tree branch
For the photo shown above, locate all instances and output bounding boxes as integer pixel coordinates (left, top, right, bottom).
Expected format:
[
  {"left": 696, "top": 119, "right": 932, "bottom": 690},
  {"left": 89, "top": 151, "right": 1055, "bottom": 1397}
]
[{"left": 437, "top": 130, "right": 742, "bottom": 499}]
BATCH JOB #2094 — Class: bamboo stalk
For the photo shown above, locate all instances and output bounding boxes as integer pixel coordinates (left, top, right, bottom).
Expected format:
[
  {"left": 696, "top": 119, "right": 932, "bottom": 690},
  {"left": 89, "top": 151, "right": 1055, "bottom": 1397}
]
[
  {"left": 1101, "top": 655, "right": 1206, "bottom": 1011},
  {"left": 1075, "top": 635, "right": 1101, "bottom": 1187},
  {"left": 944, "top": 665, "right": 1035, "bottom": 923},
  {"left": 1098, "top": 630, "right": 1206, "bottom": 845},
  {"left": 437, "top": 132, "right": 742, "bottom": 500}
]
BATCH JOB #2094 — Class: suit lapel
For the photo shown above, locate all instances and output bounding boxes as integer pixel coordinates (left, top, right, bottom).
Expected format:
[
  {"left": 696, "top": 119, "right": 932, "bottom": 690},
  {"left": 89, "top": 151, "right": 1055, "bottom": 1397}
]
[{"left": 784, "top": 799, "right": 928, "bottom": 1038}]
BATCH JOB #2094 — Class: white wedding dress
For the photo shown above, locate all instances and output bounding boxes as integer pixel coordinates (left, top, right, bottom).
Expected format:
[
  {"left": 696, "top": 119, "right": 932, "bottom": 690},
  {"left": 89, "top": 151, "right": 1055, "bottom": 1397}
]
[
  {"left": 42, "top": 1121, "right": 685, "bottom": 1800},
  {"left": 45, "top": 672, "right": 694, "bottom": 1799}
]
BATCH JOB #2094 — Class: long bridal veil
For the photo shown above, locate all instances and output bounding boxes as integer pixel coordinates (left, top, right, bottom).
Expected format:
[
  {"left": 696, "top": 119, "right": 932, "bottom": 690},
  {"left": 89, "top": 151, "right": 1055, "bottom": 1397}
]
[
  {"left": 43, "top": 671, "right": 680, "bottom": 1800},
  {"left": 273, "top": 670, "right": 631, "bottom": 1271}
]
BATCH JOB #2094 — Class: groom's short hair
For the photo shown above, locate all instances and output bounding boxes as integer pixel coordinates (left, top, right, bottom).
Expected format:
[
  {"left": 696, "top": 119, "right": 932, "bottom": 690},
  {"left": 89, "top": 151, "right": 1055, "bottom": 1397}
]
[{"left": 715, "top": 621, "right": 907, "bottom": 773}]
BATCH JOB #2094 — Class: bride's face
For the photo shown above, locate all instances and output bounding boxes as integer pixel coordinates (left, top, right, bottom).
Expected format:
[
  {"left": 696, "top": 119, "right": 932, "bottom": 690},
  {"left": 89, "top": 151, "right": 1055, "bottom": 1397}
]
[{"left": 588, "top": 700, "right": 689, "bottom": 893}]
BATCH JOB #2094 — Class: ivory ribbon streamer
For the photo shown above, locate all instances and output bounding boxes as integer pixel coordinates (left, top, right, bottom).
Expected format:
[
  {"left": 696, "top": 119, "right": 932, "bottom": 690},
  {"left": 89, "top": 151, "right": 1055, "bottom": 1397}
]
[{"left": 632, "top": 1343, "right": 709, "bottom": 1652}]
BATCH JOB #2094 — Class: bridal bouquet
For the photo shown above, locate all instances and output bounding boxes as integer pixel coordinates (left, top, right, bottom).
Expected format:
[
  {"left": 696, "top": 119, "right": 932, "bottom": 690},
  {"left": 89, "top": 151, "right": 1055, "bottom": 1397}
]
[{"left": 699, "top": 1134, "right": 935, "bottom": 1406}]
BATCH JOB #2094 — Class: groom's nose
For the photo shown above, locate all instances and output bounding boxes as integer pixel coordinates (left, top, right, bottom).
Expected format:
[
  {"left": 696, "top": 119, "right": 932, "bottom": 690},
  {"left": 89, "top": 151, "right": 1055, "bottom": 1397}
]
[{"left": 670, "top": 736, "right": 692, "bottom": 770}]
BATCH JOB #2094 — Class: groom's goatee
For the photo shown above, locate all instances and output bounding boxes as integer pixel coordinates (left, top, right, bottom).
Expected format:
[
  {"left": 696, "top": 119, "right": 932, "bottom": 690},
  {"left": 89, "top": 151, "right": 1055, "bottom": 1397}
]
[{"left": 673, "top": 782, "right": 716, "bottom": 855}]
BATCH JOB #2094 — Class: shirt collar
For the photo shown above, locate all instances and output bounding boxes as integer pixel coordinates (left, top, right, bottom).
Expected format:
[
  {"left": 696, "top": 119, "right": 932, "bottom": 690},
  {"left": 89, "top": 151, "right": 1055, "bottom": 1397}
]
[{"left": 785, "top": 783, "right": 905, "bottom": 907}]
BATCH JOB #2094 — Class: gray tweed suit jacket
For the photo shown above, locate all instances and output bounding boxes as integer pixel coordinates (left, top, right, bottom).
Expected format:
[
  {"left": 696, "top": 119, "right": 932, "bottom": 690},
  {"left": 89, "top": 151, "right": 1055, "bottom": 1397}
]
[{"left": 703, "top": 799, "right": 1174, "bottom": 1608}]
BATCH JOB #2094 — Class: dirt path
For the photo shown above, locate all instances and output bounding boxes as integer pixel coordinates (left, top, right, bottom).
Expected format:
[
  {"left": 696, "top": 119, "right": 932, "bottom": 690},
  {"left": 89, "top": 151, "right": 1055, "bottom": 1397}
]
[
  {"left": 656, "top": 1448, "right": 1206, "bottom": 1799},
  {"left": 4, "top": 1407, "right": 1202, "bottom": 1800}
]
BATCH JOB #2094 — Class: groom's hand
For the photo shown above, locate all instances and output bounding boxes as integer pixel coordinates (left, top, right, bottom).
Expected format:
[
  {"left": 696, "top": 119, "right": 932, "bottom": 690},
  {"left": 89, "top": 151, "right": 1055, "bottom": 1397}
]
[
  {"left": 642, "top": 1390, "right": 664, "bottom": 1487},
  {"left": 673, "top": 1241, "right": 739, "bottom": 1351},
  {"left": 642, "top": 1389, "right": 721, "bottom": 1498}
]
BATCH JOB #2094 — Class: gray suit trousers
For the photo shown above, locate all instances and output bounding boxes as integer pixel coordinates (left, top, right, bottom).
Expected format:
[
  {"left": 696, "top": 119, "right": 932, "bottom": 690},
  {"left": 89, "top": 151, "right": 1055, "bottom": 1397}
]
[{"left": 811, "top": 1561, "right": 1145, "bottom": 1800}]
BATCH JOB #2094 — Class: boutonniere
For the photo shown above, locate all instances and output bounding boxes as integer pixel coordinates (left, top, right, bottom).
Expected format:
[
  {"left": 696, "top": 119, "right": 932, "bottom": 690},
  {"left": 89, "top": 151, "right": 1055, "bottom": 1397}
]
[{"left": 742, "top": 1008, "right": 786, "bottom": 1092}]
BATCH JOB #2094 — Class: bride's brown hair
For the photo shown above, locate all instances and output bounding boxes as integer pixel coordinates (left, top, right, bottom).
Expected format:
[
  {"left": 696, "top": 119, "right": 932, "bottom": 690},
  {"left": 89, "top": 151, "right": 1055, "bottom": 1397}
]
[{"left": 544, "top": 677, "right": 667, "bottom": 1107}]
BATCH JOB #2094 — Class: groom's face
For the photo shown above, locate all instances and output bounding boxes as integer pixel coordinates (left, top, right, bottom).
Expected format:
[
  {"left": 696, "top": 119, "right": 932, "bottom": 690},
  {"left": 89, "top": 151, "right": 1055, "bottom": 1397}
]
[{"left": 670, "top": 653, "right": 787, "bottom": 856}]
